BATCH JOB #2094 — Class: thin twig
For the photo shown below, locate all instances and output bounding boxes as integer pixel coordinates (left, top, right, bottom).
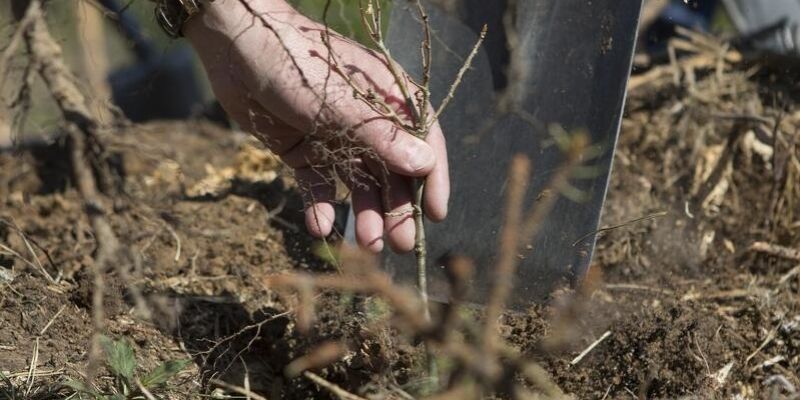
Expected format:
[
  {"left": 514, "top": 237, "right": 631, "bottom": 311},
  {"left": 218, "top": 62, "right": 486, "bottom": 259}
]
[
  {"left": 483, "top": 155, "right": 530, "bottom": 353},
  {"left": 163, "top": 222, "right": 181, "bottom": 262},
  {"left": 414, "top": 0, "right": 432, "bottom": 126},
  {"left": 604, "top": 283, "right": 674, "bottom": 295},
  {"left": 269, "top": 270, "right": 429, "bottom": 332},
  {"left": 520, "top": 133, "right": 588, "bottom": 248},
  {"left": 0, "top": 243, "right": 54, "bottom": 284},
  {"left": 431, "top": 24, "right": 487, "bottom": 125},
  {"left": 0, "top": 219, "right": 60, "bottom": 281},
  {"left": 136, "top": 380, "right": 157, "bottom": 400},
  {"left": 779, "top": 264, "right": 800, "bottom": 285},
  {"left": 25, "top": 338, "right": 39, "bottom": 397},
  {"left": 239, "top": 356, "right": 251, "bottom": 400},
  {"left": 304, "top": 371, "right": 368, "bottom": 400},
  {"left": 1, "top": 369, "right": 63, "bottom": 379},
  {"left": 17, "top": 227, "right": 52, "bottom": 283},
  {"left": 600, "top": 385, "right": 612, "bottom": 400},
  {"left": 210, "top": 379, "right": 269, "bottom": 400},
  {"left": 749, "top": 241, "right": 800, "bottom": 261},
  {"left": 745, "top": 326, "right": 778, "bottom": 366},
  {"left": 284, "top": 341, "right": 347, "bottom": 378},
  {"left": 570, "top": 331, "right": 611, "bottom": 366},
  {"left": 571, "top": 211, "right": 668, "bottom": 246},
  {"left": 39, "top": 304, "right": 67, "bottom": 336}
]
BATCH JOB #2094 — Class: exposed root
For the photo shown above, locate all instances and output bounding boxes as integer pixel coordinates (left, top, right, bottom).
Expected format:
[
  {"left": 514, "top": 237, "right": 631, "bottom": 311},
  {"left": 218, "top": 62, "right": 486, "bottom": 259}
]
[{"left": 15, "top": 0, "right": 128, "bottom": 377}]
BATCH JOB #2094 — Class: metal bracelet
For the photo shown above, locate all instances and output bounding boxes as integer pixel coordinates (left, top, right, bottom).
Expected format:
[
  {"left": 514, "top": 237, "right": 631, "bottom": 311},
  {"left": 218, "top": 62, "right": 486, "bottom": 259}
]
[{"left": 154, "top": 0, "right": 206, "bottom": 38}]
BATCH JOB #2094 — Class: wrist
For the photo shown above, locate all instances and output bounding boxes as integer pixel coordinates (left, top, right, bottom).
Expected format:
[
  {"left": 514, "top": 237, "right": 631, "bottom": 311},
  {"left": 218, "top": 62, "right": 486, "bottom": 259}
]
[
  {"left": 184, "top": 0, "right": 308, "bottom": 92},
  {"left": 184, "top": 0, "right": 295, "bottom": 37},
  {"left": 153, "top": 0, "right": 206, "bottom": 38}
]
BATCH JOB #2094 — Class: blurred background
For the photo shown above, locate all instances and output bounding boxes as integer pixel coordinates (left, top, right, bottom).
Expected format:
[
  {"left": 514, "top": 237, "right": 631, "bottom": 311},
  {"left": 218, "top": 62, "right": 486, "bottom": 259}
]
[
  {"left": 2, "top": 0, "right": 767, "bottom": 147},
  {"left": 0, "top": 0, "right": 387, "bottom": 147}
]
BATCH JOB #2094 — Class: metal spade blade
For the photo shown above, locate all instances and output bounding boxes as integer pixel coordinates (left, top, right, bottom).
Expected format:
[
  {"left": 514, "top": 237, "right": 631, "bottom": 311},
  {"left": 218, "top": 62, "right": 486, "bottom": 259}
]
[{"left": 349, "top": 0, "right": 642, "bottom": 307}]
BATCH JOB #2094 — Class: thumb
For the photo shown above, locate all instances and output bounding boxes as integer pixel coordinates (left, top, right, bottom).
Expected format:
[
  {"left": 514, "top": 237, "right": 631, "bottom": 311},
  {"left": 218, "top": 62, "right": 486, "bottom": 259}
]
[{"left": 354, "top": 119, "right": 436, "bottom": 177}]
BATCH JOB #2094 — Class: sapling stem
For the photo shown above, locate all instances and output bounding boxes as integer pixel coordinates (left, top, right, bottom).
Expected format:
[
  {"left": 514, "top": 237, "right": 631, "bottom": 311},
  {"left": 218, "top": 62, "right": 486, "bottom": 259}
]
[
  {"left": 412, "top": 176, "right": 439, "bottom": 390},
  {"left": 413, "top": 179, "right": 429, "bottom": 320},
  {"left": 324, "top": 0, "right": 485, "bottom": 387}
]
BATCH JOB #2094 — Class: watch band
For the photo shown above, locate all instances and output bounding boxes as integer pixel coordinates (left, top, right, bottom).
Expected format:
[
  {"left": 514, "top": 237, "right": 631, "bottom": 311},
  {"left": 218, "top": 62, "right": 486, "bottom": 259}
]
[{"left": 153, "top": 0, "right": 209, "bottom": 38}]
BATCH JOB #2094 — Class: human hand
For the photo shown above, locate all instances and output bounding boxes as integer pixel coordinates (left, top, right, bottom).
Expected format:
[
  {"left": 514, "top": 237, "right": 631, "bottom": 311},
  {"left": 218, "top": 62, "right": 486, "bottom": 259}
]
[{"left": 184, "top": 0, "right": 448, "bottom": 253}]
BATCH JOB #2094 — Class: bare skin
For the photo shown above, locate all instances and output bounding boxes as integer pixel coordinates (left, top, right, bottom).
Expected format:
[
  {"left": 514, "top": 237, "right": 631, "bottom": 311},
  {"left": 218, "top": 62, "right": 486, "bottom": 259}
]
[{"left": 184, "top": 0, "right": 449, "bottom": 253}]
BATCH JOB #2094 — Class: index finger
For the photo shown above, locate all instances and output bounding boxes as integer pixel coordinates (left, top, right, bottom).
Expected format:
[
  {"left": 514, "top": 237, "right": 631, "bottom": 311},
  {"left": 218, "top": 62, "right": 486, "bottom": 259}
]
[{"left": 423, "top": 120, "right": 449, "bottom": 222}]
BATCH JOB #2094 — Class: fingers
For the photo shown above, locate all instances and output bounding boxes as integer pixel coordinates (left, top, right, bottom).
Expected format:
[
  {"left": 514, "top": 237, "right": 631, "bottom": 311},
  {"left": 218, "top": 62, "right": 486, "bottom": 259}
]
[
  {"left": 294, "top": 124, "right": 445, "bottom": 252},
  {"left": 295, "top": 168, "right": 337, "bottom": 238},
  {"left": 348, "top": 167, "right": 385, "bottom": 253},
  {"left": 382, "top": 174, "right": 416, "bottom": 253},
  {"left": 365, "top": 160, "right": 416, "bottom": 253},
  {"left": 423, "top": 121, "right": 449, "bottom": 222}
]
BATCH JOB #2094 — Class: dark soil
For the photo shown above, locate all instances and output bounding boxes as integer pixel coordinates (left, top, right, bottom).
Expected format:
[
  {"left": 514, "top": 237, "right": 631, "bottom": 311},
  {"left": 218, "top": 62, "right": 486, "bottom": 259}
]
[{"left": 1, "top": 64, "right": 799, "bottom": 399}]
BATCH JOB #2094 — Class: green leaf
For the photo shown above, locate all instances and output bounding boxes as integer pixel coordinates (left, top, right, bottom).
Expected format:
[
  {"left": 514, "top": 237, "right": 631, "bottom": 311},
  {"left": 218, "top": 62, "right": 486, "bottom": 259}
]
[
  {"left": 64, "top": 379, "right": 91, "bottom": 393},
  {"left": 0, "top": 370, "right": 12, "bottom": 386},
  {"left": 100, "top": 336, "right": 137, "bottom": 381},
  {"left": 311, "top": 240, "right": 339, "bottom": 264},
  {"left": 140, "top": 359, "right": 191, "bottom": 388},
  {"left": 0, "top": 371, "right": 16, "bottom": 398},
  {"left": 64, "top": 379, "right": 102, "bottom": 399}
]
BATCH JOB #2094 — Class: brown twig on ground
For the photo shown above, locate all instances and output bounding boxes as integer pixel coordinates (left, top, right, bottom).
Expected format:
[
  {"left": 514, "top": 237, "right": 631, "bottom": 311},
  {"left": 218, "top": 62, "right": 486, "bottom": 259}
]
[
  {"left": 571, "top": 211, "right": 668, "bottom": 246},
  {"left": 39, "top": 304, "right": 67, "bottom": 336},
  {"left": 744, "top": 325, "right": 779, "bottom": 366},
  {"left": 195, "top": 310, "right": 292, "bottom": 376},
  {"left": 210, "top": 379, "right": 270, "bottom": 400},
  {"left": 0, "top": 242, "right": 54, "bottom": 284},
  {"left": 749, "top": 241, "right": 800, "bottom": 261},
  {"left": 569, "top": 330, "right": 611, "bottom": 366},
  {"left": 628, "top": 31, "right": 743, "bottom": 91},
  {"left": 284, "top": 341, "right": 348, "bottom": 378},
  {"left": 304, "top": 371, "right": 368, "bottom": 400},
  {"left": 24, "top": 338, "right": 40, "bottom": 397},
  {"left": 268, "top": 265, "right": 430, "bottom": 333},
  {"left": 692, "top": 123, "right": 747, "bottom": 210}
]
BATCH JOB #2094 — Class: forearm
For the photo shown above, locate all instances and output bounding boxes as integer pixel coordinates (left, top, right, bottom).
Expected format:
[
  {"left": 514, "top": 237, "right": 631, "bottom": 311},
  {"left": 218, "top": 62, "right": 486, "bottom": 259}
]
[
  {"left": 183, "top": 0, "right": 364, "bottom": 132},
  {"left": 184, "top": 0, "right": 298, "bottom": 50}
]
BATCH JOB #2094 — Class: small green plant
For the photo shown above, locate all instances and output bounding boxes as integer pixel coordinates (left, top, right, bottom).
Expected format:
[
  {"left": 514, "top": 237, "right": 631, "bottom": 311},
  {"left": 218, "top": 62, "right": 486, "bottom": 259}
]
[
  {"left": 0, "top": 371, "right": 21, "bottom": 400},
  {"left": 66, "top": 336, "right": 190, "bottom": 400}
]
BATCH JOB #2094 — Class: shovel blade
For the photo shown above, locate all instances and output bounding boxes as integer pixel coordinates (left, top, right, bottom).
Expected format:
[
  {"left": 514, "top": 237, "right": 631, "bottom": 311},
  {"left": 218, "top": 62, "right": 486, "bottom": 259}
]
[{"left": 371, "top": 0, "right": 642, "bottom": 307}]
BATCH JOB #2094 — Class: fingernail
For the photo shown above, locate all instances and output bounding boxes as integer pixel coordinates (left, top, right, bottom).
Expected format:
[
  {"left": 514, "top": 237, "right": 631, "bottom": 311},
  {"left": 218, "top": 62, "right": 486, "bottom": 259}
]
[
  {"left": 408, "top": 143, "right": 435, "bottom": 172},
  {"left": 368, "top": 238, "right": 384, "bottom": 253}
]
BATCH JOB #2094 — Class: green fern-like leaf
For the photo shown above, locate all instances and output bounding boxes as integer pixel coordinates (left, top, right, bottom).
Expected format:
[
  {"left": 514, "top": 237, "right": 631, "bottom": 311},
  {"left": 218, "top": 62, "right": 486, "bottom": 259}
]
[
  {"left": 100, "top": 336, "right": 136, "bottom": 382},
  {"left": 140, "top": 359, "right": 191, "bottom": 388}
]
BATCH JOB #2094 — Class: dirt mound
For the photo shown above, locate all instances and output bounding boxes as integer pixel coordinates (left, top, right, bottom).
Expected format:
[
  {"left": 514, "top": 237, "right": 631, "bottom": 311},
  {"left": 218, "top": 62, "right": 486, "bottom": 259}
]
[
  {"left": 1, "top": 52, "right": 799, "bottom": 400},
  {"left": 528, "top": 55, "right": 800, "bottom": 397}
]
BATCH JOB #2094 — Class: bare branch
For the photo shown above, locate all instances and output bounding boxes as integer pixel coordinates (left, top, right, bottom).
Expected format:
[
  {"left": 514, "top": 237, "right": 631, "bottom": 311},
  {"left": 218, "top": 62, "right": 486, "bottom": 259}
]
[{"left": 431, "top": 24, "right": 487, "bottom": 126}]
